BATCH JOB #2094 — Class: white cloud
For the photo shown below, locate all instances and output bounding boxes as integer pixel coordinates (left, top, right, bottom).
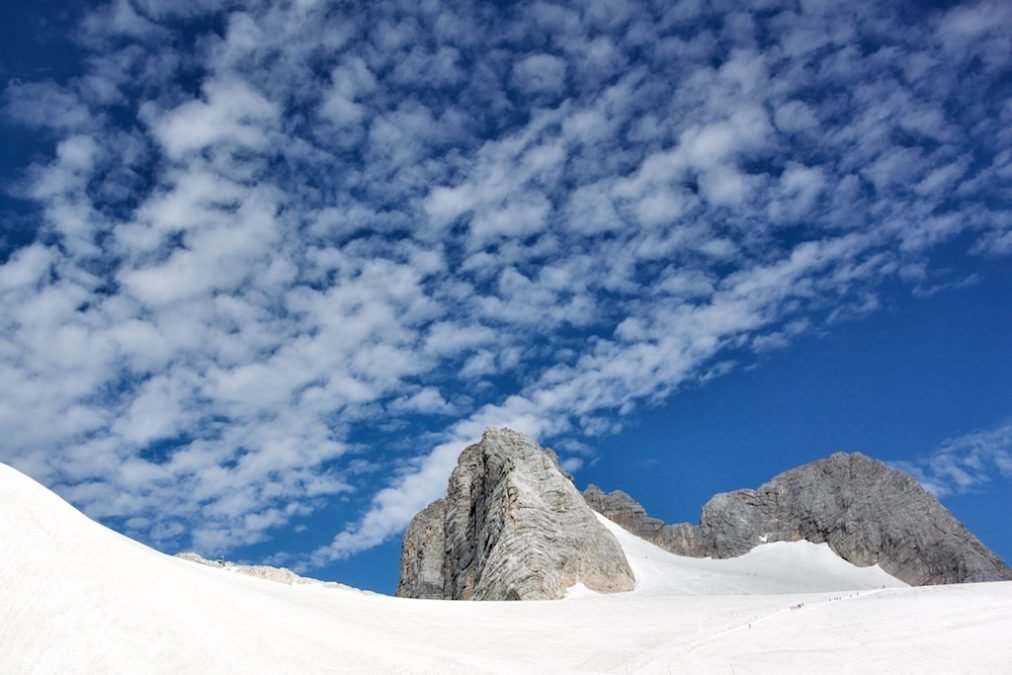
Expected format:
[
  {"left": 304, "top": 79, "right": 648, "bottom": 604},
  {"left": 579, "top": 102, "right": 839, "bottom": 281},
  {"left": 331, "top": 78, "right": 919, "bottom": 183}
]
[
  {"left": 80, "top": 0, "right": 167, "bottom": 43},
  {"left": 0, "top": 245, "right": 53, "bottom": 291},
  {"left": 111, "top": 374, "right": 192, "bottom": 446},
  {"left": 147, "top": 78, "right": 279, "bottom": 159},
  {"left": 774, "top": 100, "right": 819, "bottom": 134},
  {"left": 320, "top": 56, "right": 377, "bottom": 125},
  {"left": 560, "top": 456, "right": 584, "bottom": 473},
  {"left": 389, "top": 387, "right": 456, "bottom": 415},
  {"left": 3, "top": 81, "right": 93, "bottom": 132},
  {"left": 770, "top": 163, "right": 826, "bottom": 221},
  {"left": 1, "top": 0, "right": 1010, "bottom": 565},
  {"left": 511, "top": 53, "right": 567, "bottom": 95},
  {"left": 893, "top": 421, "right": 1012, "bottom": 498}
]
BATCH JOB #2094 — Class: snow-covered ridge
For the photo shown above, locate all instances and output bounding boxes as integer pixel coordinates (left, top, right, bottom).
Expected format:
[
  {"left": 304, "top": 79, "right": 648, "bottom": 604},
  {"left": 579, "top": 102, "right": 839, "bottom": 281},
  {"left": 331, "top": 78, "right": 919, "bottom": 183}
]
[
  {"left": 173, "top": 551, "right": 364, "bottom": 592},
  {"left": 3, "top": 462, "right": 1011, "bottom": 673}
]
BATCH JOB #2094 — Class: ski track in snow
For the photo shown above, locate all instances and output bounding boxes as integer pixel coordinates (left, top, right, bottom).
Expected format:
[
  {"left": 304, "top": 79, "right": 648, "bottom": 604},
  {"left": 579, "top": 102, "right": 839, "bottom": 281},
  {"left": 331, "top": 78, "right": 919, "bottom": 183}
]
[{"left": 3, "top": 463, "right": 1011, "bottom": 674}]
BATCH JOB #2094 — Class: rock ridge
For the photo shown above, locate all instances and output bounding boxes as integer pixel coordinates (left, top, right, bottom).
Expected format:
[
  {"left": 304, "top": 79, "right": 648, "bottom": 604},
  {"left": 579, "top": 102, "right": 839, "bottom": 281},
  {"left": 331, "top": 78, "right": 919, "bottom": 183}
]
[{"left": 584, "top": 451, "right": 1012, "bottom": 586}]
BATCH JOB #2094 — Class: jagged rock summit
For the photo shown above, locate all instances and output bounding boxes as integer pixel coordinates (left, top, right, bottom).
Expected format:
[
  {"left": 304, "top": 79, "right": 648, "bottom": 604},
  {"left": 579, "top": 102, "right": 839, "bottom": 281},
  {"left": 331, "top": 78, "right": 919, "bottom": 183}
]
[
  {"left": 399, "top": 435, "right": 1010, "bottom": 601},
  {"left": 585, "top": 451, "right": 1012, "bottom": 586},
  {"left": 396, "top": 427, "right": 635, "bottom": 600}
]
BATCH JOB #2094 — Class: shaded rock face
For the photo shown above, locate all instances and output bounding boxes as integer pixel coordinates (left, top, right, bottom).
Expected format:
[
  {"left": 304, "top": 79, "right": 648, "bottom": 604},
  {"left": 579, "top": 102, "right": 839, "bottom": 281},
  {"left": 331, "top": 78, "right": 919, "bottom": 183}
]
[
  {"left": 397, "top": 428, "right": 635, "bottom": 600},
  {"left": 582, "top": 486, "right": 701, "bottom": 556},
  {"left": 395, "top": 499, "right": 446, "bottom": 599},
  {"left": 585, "top": 452, "right": 1012, "bottom": 586}
]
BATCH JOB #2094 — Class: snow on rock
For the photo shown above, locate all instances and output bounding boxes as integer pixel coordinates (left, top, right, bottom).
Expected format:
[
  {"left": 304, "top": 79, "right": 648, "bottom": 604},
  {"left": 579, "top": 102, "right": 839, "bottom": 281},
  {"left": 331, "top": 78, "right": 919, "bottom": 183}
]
[
  {"left": 590, "top": 513, "right": 907, "bottom": 597},
  {"left": 585, "top": 451, "right": 1012, "bottom": 586}
]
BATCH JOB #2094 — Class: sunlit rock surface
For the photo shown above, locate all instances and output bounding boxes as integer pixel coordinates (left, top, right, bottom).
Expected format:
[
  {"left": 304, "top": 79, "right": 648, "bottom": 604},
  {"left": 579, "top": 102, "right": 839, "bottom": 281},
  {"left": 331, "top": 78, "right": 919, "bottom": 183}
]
[{"left": 397, "top": 427, "right": 635, "bottom": 600}]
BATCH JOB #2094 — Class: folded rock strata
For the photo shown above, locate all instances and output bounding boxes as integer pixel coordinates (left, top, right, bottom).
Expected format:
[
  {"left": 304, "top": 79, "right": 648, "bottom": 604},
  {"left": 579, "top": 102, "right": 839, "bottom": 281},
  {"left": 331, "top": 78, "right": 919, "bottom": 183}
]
[{"left": 396, "top": 427, "right": 635, "bottom": 600}]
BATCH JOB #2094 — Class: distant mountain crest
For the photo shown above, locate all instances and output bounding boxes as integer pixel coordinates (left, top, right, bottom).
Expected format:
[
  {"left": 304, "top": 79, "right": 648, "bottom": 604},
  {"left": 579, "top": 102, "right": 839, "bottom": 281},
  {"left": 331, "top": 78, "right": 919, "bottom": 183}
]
[
  {"left": 399, "top": 432, "right": 1011, "bottom": 599},
  {"left": 585, "top": 451, "right": 1012, "bottom": 586}
]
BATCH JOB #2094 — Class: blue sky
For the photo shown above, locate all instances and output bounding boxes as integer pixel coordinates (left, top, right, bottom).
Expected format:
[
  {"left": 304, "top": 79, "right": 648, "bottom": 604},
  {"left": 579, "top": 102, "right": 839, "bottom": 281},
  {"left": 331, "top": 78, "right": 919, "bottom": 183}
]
[{"left": 1, "top": 0, "right": 1010, "bottom": 594}]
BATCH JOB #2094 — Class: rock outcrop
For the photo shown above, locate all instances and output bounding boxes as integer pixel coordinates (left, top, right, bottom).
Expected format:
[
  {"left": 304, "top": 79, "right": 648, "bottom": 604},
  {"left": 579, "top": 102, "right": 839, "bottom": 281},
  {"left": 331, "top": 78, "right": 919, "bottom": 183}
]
[
  {"left": 582, "top": 486, "right": 701, "bottom": 555},
  {"left": 175, "top": 552, "right": 361, "bottom": 591},
  {"left": 397, "top": 427, "right": 635, "bottom": 600},
  {"left": 585, "top": 451, "right": 1012, "bottom": 586}
]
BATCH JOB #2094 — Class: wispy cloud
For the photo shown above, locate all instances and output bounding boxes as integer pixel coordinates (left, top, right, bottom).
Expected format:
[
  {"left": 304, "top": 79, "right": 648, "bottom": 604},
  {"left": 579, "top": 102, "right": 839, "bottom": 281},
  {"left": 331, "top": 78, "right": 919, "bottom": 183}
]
[
  {"left": 893, "top": 421, "right": 1012, "bottom": 498},
  {"left": 1, "top": 0, "right": 1010, "bottom": 561}
]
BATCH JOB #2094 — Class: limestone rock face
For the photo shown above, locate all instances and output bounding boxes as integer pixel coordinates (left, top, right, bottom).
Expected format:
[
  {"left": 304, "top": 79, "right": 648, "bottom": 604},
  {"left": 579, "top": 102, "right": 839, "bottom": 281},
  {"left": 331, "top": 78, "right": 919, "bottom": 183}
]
[
  {"left": 585, "top": 452, "right": 1012, "bottom": 586},
  {"left": 395, "top": 499, "right": 446, "bottom": 599},
  {"left": 397, "top": 428, "right": 635, "bottom": 600},
  {"left": 583, "top": 485, "right": 703, "bottom": 555}
]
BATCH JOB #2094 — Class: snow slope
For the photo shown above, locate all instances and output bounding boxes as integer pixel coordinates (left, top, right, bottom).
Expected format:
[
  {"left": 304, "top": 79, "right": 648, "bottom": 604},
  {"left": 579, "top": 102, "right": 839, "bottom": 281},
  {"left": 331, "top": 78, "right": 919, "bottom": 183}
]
[
  {"left": 587, "top": 513, "right": 906, "bottom": 596},
  {"left": 3, "top": 462, "right": 1011, "bottom": 674}
]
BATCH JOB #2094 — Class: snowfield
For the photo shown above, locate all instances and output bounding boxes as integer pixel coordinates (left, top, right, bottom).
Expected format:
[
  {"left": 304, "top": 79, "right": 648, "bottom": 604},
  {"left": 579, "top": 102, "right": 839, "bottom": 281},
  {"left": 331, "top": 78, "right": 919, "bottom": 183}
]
[
  {"left": 3, "top": 463, "right": 1011, "bottom": 674},
  {"left": 587, "top": 513, "right": 906, "bottom": 597}
]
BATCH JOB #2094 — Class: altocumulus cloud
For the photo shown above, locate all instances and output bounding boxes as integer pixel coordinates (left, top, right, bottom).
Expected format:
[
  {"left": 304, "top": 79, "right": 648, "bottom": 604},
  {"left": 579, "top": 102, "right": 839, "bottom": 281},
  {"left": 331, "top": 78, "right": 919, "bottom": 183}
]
[{"left": 1, "top": 0, "right": 1011, "bottom": 562}]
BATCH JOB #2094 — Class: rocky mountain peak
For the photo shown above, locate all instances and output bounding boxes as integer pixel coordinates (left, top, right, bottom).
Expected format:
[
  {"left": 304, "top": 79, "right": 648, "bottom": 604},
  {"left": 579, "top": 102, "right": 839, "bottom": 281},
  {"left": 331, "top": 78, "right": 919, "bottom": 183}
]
[
  {"left": 396, "top": 427, "right": 635, "bottom": 600},
  {"left": 400, "top": 434, "right": 1010, "bottom": 601}
]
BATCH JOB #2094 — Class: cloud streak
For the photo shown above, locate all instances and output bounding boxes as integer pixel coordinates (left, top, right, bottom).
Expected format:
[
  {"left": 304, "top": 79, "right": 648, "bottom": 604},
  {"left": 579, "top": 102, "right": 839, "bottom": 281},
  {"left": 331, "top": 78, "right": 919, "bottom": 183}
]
[{"left": 893, "top": 422, "right": 1012, "bottom": 498}]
